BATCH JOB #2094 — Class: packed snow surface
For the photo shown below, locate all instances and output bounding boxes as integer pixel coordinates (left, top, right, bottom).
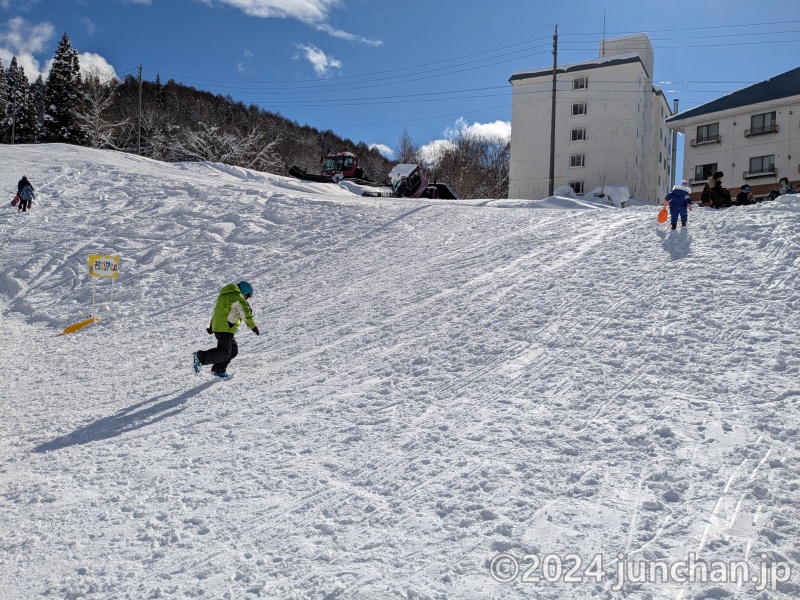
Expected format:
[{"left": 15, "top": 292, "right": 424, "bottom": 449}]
[{"left": 1, "top": 144, "right": 799, "bottom": 599}]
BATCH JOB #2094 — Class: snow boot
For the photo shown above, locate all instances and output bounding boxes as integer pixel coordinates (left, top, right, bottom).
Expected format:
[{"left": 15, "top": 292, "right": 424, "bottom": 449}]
[
  {"left": 671, "top": 224, "right": 677, "bottom": 230},
  {"left": 212, "top": 371, "right": 230, "bottom": 379},
  {"left": 193, "top": 352, "right": 201, "bottom": 374},
  {"left": 682, "top": 221, "right": 687, "bottom": 226}
]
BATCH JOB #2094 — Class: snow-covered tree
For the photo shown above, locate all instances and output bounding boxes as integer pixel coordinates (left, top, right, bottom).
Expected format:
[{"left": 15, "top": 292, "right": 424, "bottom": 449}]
[
  {"left": 31, "top": 74, "right": 46, "bottom": 132},
  {"left": 78, "top": 68, "right": 126, "bottom": 148},
  {"left": 0, "top": 60, "right": 6, "bottom": 133},
  {"left": 41, "top": 32, "right": 86, "bottom": 144},
  {"left": 171, "top": 123, "right": 282, "bottom": 172},
  {"left": 3, "top": 56, "right": 38, "bottom": 143}
]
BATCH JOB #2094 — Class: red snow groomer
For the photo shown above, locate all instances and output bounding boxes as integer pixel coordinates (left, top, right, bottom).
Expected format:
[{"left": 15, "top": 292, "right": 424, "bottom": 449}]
[{"left": 288, "top": 152, "right": 366, "bottom": 183}]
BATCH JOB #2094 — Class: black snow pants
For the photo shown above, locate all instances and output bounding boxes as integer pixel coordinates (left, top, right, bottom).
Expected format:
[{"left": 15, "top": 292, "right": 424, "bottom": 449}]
[{"left": 198, "top": 332, "right": 238, "bottom": 373}]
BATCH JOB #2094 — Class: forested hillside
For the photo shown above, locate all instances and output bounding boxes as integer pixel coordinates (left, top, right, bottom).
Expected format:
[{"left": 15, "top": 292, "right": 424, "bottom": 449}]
[{"left": 1, "top": 33, "right": 509, "bottom": 198}]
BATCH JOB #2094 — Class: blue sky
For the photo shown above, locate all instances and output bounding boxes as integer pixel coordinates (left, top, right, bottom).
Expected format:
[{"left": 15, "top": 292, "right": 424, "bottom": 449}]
[{"left": 1, "top": 0, "right": 799, "bottom": 162}]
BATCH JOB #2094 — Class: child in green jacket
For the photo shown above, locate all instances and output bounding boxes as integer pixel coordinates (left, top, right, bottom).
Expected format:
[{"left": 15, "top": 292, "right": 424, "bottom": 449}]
[{"left": 193, "top": 281, "right": 259, "bottom": 378}]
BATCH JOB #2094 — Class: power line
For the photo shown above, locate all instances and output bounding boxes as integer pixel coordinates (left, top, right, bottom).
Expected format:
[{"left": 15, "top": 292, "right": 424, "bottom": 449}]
[
  {"left": 559, "top": 18, "right": 800, "bottom": 36},
  {"left": 114, "top": 10, "right": 800, "bottom": 133},
  {"left": 141, "top": 37, "right": 553, "bottom": 88}
]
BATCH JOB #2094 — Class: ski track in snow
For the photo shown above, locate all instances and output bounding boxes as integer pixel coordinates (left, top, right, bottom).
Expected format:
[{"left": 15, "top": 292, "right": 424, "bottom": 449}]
[{"left": 1, "top": 145, "right": 799, "bottom": 599}]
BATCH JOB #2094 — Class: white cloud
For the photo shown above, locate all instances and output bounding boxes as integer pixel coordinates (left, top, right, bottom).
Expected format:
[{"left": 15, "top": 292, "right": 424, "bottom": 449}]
[
  {"left": 314, "top": 23, "right": 382, "bottom": 47},
  {"left": 0, "top": 17, "right": 53, "bottom": 54},
  {"left": 81, "top": 17, "right": 97, "bottom": 36},
  {"left": 419, "top": 118, "right": 511, "bottom": 164},
  {"left": 369, "top": 143, "right": 393, "bottom": 158},
  {"left": 201, "top": 0, "right": 338, "bottom": 21},
  {"left": 445, "top": 117, "right": 511, "bottom": 141},
  {"left": 295, "top": 43, "right": 341, "bottom": 77},
  {"left": 1, "top": 0, "right": 45, "bottom": 8},
  {"left": 78, "top": 52, "right": 118, "bottom": 80},
  {"left": 0, "top": 18, "right": 115, "bottom": 83},
  {"left": 0, "top": 50, "right": 41, "bottom": 82},
  {"left": 0, "top": 17, "right": 53, "bottom": 81},
  {"left": 418, "top": 138, "right": 455, "bottom": 164},
  {"left": 201, "top": 0, "right": 381, "bottom": 45}
]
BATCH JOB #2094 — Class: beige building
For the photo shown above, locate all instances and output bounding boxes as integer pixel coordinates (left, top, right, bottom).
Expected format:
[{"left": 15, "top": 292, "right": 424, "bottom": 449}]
[
  {"left": 508, "top": 34, "right": 672, "bottom": 203},
  {"left": 666, "top": 66, "right": 800, "bottom": 199}
]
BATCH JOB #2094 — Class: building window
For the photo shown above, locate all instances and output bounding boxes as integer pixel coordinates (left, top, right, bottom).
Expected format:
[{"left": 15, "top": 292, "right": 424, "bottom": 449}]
[
  {"left": 746, "top": 155, "right": 775, "bottom": 178},
  {"left": 746, "top": 112, "right": 778, "bottom": 136},
  {"left": 570, "top": 128, "right": 586, "bottom": 141},
  {"left": 571, "top": 102, "right": 587, "bottom": 116},
  {"left": 572, "top": 76, "right": 588, "bottom": 90},
  {"left": 659, "top": 151, "right": 662, "bottom": 163},
  {"left": 569, "top": 181, "right": 584, "bottom": 194},
  {"left": 694, "top": 123, "right": 720, "bottom": 145},
  {"left": 693, "top": 163, "right": 718, "bottom": 182},
  {"left": 569, "top": 154, "right": 585, "bottom": 167}
]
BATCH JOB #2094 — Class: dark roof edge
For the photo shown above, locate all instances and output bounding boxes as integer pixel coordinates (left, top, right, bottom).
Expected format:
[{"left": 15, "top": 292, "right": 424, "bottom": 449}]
[
  {"left": 666, "top": 66, "right": 800, "bottom": 123},
  {"left": 509, "top": 55, "right": 648, "bottom": 84},
  {"left": 652, "top": 87, "right": 673, "bottom": 115}
]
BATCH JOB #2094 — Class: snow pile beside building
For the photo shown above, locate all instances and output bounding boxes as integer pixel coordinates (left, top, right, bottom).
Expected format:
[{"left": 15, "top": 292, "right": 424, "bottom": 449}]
[{"left": 582, "top": 185, "right": 631, "bottom": 207}]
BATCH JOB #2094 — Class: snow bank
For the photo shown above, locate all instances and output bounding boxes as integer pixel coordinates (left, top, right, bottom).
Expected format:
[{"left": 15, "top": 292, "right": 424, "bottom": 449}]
[
  {"left": 487, "top": 195, "right": 612, "bottom": 209},
  {"left": 583, "top": 185, "right": 631, "bottom": 208}
]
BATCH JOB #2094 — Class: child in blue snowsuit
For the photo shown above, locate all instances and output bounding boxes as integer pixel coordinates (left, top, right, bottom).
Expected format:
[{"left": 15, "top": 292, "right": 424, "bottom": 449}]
[{"left": 665, "top": 180, "right": 692, "bottom": 229}]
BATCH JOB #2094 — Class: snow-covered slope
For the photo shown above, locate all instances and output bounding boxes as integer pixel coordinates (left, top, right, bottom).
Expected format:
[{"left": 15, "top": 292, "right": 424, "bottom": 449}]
[{"left": 1, "top": 145, "right": 799, "bottom": 599}]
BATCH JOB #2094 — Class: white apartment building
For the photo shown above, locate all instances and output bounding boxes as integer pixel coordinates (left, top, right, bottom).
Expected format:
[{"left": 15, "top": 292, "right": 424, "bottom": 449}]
[
  {"left": 508, "top": 34, "right": 672, "bottom": 203},
  {"left": 666, "top": 66, "right": 800, "bottom": 199}
]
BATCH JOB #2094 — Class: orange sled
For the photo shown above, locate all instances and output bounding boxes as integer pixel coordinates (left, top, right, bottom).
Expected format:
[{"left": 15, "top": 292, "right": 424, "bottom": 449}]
[{"left": 657, "top": 201, "right": 668, "bottom": 224}]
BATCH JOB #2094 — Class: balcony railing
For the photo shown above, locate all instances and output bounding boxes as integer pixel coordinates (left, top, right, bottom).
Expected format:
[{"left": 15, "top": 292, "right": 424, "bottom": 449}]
[
  {"left": 743, "top": 168, "right": 777, "bottom": 179},
  {"left": 744, "top": 124, "right": 779, "bottom": 137},
  {"left": 690, "top": 135, "right": 721, "bottom": 147}
]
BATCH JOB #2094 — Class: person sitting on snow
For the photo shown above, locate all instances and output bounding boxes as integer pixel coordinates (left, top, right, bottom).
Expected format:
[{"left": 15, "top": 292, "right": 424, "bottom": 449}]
[
  {"left": 665, "top": 180, "right": 693, "bottom": 229},
  {"left": 735, "top": 185, "right": 753, "bottom": 206},
  {"left": 768, "top": 177, "right": 796, "bottom": 200},
  {"left": 193, "top": 281, "right": 259, "bottom": 378}
]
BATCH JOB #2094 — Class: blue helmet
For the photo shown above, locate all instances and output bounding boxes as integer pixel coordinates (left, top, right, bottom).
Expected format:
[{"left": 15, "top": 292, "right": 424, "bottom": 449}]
[{"left": 238, "top": 280, "right": 253, "bottom": 298}]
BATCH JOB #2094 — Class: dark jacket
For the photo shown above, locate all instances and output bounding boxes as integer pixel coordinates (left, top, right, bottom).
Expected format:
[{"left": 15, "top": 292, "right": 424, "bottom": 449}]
[
  {"left": 666, "top": 184, "right": 692, "bottom": 209},
  {"left": 17, "top": 177, "right": 33, "bottom": 195}
]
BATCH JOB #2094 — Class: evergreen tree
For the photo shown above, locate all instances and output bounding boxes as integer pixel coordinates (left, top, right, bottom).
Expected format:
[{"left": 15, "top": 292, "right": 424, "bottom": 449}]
[
  {"left": 154, "top": 73, "right": 166, "bottom": 108},
  {"left": 0, "top": 60, "right": 6, "bottom": 135},
  {"left": 4, "top": 57, "right": 38, "bottom": 143},
  {"left": 41, "top": 32, "right": 86, "bottom": 144},
  {"left": 31, "top": 74, "right": 46, "bottom": 133}
]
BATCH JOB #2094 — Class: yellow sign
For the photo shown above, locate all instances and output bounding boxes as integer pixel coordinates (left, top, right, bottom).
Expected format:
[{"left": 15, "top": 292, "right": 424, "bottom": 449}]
[
  {"left": 89, "top": 255, "right": 120, "bottom": 278},
  {"left": 61, "top": 317, "right": 100, "bottom": 335}
]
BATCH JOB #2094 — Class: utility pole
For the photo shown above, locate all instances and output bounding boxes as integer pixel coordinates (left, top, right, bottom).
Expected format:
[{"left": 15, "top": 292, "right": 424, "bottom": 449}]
[
  {"left": 548, "top": 25, "right": 558, "bottom": 197},
  {"left": 671, "top": 99, "right": 679, "bottom": 186},
  {"left": 137, "top": 63, "right": 143, "bottom": 155},
  {"left": 602, "top": 11, "right": 606, "bottom": 57}
]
